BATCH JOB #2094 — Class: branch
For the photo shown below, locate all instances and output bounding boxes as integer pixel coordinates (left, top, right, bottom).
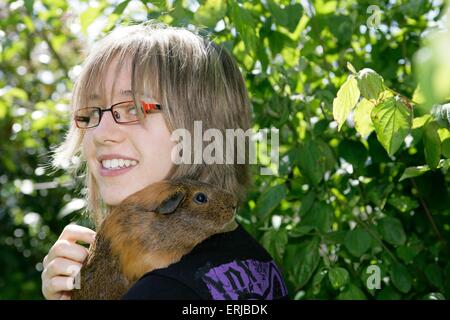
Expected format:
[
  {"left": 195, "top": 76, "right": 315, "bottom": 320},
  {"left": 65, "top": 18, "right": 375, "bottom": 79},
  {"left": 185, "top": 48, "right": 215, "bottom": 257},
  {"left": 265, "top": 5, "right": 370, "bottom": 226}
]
[
  {"left": 38, "top": 28, "right": 69, "bottom": 74},
  {"left": 411, "top": 178, "right": 449, "bottom": 255}
]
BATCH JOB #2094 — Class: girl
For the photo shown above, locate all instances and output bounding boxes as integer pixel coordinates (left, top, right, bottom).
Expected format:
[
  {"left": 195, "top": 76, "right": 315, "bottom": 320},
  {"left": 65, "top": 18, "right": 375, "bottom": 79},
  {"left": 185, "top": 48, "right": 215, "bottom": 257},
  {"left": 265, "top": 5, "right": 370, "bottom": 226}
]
[{"left": 41, "top": 22, "right": 288, "bottom": 300}]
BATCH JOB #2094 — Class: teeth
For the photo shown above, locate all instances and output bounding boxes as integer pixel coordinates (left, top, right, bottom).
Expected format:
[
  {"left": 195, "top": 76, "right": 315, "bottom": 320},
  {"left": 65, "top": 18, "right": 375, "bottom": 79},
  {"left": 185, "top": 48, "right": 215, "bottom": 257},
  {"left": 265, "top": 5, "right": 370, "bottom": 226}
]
[{"left": 101, "top": 158, "right": 138, "bottom": 170}]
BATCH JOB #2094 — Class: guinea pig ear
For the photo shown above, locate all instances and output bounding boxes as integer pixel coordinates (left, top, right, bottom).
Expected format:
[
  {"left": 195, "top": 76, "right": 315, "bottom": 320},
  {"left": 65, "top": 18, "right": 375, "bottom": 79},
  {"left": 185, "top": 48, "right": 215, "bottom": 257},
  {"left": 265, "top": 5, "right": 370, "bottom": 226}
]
[{"left": 153, "top": 190, "right": 186, "bottom": 215}]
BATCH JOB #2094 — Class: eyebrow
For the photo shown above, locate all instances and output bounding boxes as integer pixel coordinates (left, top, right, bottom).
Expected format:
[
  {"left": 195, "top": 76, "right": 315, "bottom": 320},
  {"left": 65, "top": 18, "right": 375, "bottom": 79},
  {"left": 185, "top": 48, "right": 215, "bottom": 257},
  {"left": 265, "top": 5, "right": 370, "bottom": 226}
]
[{"left": 89, "top": 89, "right": 133, "bottom": 101}]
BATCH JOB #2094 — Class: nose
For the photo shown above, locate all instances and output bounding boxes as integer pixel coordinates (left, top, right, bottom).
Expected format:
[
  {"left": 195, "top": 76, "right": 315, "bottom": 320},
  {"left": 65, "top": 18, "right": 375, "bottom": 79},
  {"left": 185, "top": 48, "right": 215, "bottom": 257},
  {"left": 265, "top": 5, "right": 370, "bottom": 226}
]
[{"left": 92, "top": 110, "right": 126, "bottom": 145}]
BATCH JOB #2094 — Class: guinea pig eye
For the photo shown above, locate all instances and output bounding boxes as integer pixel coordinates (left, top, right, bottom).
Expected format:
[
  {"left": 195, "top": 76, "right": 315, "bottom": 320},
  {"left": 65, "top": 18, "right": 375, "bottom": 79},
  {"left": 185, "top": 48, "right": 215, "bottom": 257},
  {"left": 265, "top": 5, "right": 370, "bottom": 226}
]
[{"left": 193, "top": 192, "right": 208, "bottom": 204}]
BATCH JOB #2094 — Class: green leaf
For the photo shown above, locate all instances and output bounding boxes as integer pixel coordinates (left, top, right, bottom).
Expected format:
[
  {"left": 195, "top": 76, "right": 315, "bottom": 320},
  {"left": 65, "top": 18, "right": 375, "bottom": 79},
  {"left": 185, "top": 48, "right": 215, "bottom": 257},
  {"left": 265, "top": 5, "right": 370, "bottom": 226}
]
[
  {"left": 415, "top": 26, "right": 450, "bottom": 109},
  {"left": 328, "top": 267, "right": 350, "bottom": 289},
  {"left": 24, "top": 0, "right": 34, "bottom": 15},
  {"left": 412, "top": 84, "right": 426, "bottom": 105},
  {"left": 289, "top": 225, "right": 315, "bottom": 238},
  {"left": 285, "top": 3, "right": 303, "bottom": 32},
  {"left": 299, "top": 189, "right": 316, "bottom": 217},
  {"left": 354, "top": 98, "right": 375, "bottom": 137},
  {"left": 396, "top": 247, "right": 418, "bottom": 263},
  {"left": 112, "top": 0, "right": 131, "bottom": 15},
  {"left": 266, "top": 1, "right": 303, "bottom": 32},
  {"left": 267, "top": 0, "right": 288, "bottom": 25},
  {"left": 400, "top": 159, "right": 450, "bottom": 181},
  {"left": 338, "top": 139, "right": 368, "bottom": 169},
  {"left": 333, "top": 75, "right": 360, "bottom": 130},
  {"left": 378, "top": 217, "right": 406, "bottom": 246},
  {"left": 301, "top": 202, "right": 333, "bottom": 233},
  {"left": 80, "top": 5, "right": 105, "bottom": 34},
  {"left": 371, "top": 96, "right": 412, "bottom": 156},
  {"left": 356, "top": 68, "right": 384, "bottom": 100},
  {"left": 312, "top": 268, "right": 327, "bottom": 295},
  {"left": 387, "top": 195, "right": 419, "bottom": 213},
  {"left": 229, "top": 2, "right": 257, "bottom": 55},
  {"left": 442, "top": 138, "right": 450, "bottom": 158},
  {"left": 337, "top": 284, "right": 366, "bottom": 300},
  {"left": 268, "top": 31, "right": 292, "bottom": 55},
  {"left": 423, "top": 292, "right": 446, "bottom": 300},
  {"left": 399, "top": 165, "right": 431, "bottom": 181},
  {"left": 290, "top": 237, "right": 321, "bottom": 289},
  {"left": 424, "top": 264, "right": 444, "bottom": 290},
  {"left": 260, "top": 228, "right": 288, "bottom": 263},
  {"left": 0, "top": 101, "right": 7, "bottom": 119},
  {"left": 344, "top": 228, "right": 372, "bottom": 257},
  {"left": 194, "top": 0, "right": 227, "bottom": 28},
  {"left": 347, "top": 61, "right": 357, "bottom": 74},
  {"left": 4, "top": 87, "right": 28, "bottom": 101},
  {"left": 297, "top": 138, "right": 336, "bottom": 186},
  {"left": 390, "top": 263, "right": 412, "bottom": 293},
  {"left": 254, "top": 185, "right": 286, "bottom": 220},
  {"left": 376, "top": 285, "right": 402, "bottom": 300},
  {"left": 423, "top": 121, "right": 441, "bottom": 169},
  {"left": 366, "top": 182, "right": 394, "bottom": 209},
  {"left": 413, "top": 114, "right": 432, "bottom": 129},
  {"left": 322, "top": 231, "right": 347, "bottom": 245}
]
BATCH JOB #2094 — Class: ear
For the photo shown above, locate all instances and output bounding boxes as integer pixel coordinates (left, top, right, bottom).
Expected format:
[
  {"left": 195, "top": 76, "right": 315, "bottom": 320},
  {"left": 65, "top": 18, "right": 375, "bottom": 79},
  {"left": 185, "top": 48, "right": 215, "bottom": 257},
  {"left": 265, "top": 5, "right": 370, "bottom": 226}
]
[{"left": 153, "top": 190, "right": 186, "bottom": 215}]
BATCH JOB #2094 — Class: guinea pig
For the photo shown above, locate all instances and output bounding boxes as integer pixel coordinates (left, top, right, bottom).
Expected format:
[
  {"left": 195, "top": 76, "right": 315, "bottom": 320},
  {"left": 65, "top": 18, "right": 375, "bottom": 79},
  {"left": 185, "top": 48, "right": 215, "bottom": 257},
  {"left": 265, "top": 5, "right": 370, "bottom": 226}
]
[{"left": 71, "top": 178, "right": 238, "bottom": 300}]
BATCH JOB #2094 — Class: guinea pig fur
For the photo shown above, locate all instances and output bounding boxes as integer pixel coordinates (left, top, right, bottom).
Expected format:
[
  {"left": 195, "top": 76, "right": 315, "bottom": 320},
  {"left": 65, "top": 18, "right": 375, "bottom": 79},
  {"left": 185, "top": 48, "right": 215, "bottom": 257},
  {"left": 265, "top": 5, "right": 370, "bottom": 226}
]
[{"left": 71, "top": 178, "right": 238, "bottom": 300}]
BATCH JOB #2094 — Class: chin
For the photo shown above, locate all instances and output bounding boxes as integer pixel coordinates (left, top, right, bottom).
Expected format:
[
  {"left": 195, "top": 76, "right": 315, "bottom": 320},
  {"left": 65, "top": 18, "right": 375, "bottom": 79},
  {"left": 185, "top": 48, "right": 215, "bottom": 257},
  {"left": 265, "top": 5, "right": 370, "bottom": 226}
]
[
  {"left": 100, "top": 189, "right": 129, "bottom": 206},
  {"left": 102, "top": 196, "right": 124, "bottom": 207}
]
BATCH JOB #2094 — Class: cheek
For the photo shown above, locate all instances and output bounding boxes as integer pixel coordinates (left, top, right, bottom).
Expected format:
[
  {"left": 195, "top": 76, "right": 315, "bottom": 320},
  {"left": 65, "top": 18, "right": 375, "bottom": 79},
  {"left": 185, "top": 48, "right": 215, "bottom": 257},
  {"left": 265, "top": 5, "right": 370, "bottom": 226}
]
[
  {"left": 81, "top": 133, "right": 94, "bottom": 164},
  {"left": 155, "top": 116, "right": 175, "bottom": 147},
  {"left": 138, "top": 116, "right": 176, "bottom": 174}
]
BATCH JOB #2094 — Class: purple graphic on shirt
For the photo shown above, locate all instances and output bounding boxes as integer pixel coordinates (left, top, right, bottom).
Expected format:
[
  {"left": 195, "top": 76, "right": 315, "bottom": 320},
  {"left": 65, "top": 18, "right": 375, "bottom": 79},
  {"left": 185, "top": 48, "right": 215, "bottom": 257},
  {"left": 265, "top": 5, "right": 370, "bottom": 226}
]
[{"left": 202, "top": 259, "right": 288, "bottom": 300}]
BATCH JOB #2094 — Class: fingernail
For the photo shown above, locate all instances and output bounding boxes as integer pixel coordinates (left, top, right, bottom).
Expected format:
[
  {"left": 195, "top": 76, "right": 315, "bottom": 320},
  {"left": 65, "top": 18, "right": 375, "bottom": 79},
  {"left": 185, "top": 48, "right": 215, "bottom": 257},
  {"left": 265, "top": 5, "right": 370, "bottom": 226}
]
[{"left": 67, "top": 278, "right": 74, "bottom": 290}]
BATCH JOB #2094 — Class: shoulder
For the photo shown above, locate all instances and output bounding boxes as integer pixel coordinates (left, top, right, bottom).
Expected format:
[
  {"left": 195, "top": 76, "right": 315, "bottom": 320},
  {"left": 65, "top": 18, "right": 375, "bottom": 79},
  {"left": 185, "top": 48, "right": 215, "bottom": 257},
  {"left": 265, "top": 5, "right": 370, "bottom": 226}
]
[
  {"left": 121, "top": 274, "right": 202, "bottom": 300},
  {"left": 123, "top": 224, "right": 289, "bottom": 300}
]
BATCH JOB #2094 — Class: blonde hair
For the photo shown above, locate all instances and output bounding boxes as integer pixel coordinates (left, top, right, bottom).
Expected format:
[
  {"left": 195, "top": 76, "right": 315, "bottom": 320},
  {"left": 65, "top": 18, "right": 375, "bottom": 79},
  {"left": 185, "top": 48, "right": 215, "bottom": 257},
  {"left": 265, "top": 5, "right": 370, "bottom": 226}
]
[{"left": 53, "top": 22, "right": 252, "bottom": 226}]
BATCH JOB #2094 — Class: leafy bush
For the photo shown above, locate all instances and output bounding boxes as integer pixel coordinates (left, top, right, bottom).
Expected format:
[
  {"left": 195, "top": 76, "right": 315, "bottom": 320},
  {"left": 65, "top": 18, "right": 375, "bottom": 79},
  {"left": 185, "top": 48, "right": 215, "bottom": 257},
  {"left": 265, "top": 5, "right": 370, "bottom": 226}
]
[{"left": 0, "top": 0, "right": 449, "bottom": 299}]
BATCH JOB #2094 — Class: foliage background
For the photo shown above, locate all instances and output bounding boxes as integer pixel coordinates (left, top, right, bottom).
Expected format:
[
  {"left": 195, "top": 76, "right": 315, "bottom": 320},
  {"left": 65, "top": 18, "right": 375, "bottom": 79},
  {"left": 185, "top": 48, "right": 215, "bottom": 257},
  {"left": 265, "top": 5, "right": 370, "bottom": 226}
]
[{"left": 0, "top": 0, "right": 449, "bottom": 299}]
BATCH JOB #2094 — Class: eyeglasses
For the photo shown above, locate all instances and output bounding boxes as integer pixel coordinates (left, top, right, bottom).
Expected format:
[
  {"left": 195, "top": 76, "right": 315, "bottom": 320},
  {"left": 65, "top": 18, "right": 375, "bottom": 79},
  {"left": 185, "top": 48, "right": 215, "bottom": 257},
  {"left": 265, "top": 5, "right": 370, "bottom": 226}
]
[{"left": 74, "top": 100, "right": 161, "bottom": 129}]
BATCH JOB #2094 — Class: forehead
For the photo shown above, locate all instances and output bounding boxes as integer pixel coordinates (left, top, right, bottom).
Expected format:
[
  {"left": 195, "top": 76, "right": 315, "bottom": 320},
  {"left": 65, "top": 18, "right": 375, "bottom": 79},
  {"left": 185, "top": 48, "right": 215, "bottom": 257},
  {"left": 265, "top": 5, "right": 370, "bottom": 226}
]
[
  {"left": 76, "top": 43, "right": 163, "bottom": 110},
  {"left": 88, "top": 56, "right": 132, "bottom": 102},
  {"left": 85, "top": 56, "right": 158, "bottom": 104}
]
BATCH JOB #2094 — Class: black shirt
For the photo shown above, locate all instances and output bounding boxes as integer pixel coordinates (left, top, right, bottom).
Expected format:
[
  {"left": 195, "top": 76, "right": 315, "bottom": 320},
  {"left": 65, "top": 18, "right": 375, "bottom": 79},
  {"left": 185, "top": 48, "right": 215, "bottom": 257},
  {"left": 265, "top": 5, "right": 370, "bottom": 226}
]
[{"left": 122, "top": 224, "right": 289, "bottom": 300}]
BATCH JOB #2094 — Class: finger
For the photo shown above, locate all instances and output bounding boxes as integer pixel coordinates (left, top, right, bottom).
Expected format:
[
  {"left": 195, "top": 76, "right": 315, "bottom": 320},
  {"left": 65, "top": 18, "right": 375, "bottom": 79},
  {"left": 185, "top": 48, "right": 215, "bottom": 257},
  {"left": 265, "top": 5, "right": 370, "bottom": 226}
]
[
  {"left": 44, "top": 258, "right": 82, "bottom": 279},
  {"left": 43, "top": 254, "right": 50, "bottom": 269},
  {"left": 59, "top": 224, "right": 96, "bottom": 244},
  {"left": 45, "top": 276, "right": 75, "bottom": 295},
  {"left": 46, "top": 240, "right": 89, "bottom": 265},
  {"left": 59, "top": 292, "right": 72, "bottom": 300}
]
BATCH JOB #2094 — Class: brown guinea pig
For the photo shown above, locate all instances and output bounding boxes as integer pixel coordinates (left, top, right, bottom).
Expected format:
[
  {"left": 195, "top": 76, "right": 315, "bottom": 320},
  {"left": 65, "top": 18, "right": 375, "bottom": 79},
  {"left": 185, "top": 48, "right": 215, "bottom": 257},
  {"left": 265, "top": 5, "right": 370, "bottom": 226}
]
[{"left": 71, "top": 178, "right": 238, "bottom": 300}]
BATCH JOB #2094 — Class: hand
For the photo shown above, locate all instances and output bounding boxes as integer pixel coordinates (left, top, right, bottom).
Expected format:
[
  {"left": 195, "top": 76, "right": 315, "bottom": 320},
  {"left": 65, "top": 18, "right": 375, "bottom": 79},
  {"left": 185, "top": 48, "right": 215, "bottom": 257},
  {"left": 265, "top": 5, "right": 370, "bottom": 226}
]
[{"left": 41, "top": 224, "right": 96, "bottom": 300}]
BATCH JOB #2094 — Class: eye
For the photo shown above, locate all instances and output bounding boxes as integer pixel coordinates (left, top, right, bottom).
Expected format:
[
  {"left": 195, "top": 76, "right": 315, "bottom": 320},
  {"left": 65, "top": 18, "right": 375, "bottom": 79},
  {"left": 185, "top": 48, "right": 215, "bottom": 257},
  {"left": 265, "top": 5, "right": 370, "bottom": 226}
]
[
  {"left": 113, "top": 110, "right": 121, "bottom": 120},
  {"left": 193, "top": 192, "right": 208, "bottom": 204},
  {"left": 127, "top": 104, "right": 138, "bottom": 116}
]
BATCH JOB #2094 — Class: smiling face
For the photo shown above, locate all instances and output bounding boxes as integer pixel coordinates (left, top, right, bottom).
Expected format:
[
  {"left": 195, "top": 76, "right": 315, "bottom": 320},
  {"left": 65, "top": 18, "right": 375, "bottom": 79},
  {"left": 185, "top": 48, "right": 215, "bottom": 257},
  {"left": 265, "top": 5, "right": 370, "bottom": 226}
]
[{"left": 81, "top": 57, "right": 176, "bottom": 206}]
